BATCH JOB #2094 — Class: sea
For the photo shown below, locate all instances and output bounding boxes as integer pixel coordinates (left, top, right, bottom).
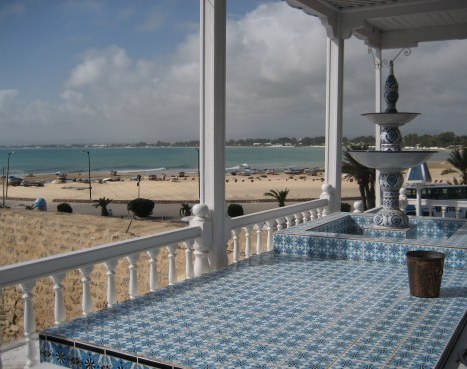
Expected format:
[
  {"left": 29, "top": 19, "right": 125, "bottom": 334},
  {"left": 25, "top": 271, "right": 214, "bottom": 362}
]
[{"left": 0, "top": 146, "right": 451, "bottom": 176}]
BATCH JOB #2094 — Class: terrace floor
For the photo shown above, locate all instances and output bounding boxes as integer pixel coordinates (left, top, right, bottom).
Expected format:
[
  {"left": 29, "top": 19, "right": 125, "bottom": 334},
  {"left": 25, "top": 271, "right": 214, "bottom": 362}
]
[{"left": 40, "top": 252, "right": 467, "bottom": 369}]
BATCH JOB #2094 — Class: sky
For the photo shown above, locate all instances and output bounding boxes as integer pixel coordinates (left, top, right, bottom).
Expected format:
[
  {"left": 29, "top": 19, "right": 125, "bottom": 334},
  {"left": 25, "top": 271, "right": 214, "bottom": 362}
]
[{"left": 0, "top": 0, "right": 466, "bottom": 145}]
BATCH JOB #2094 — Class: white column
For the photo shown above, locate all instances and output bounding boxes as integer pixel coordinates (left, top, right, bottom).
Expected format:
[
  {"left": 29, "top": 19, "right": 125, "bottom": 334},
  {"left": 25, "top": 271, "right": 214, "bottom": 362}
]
[
  {"left": 231, "top": 228, "right": 240, "bottom": 262},
  {"left": 265, "top": 221, "right": 274, "bottom": 252},
  {"left": 244, "top": 226, "right": 252, "bottom": 258},
  {"left": 324, "top": 36, "right": 344, "bottom": 213},
  {"left": 374, "top": 48, "right": 382, "bottom": 207},
  {"left": 200, "top": 0, "right": 227, "bottom": 270},
  {"left": 255, "top": 224, "right": 263, "bottom": 255}
]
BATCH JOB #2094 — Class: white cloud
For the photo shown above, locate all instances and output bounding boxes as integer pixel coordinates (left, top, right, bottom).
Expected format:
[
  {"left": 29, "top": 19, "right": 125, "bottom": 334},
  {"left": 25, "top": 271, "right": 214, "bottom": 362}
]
[{"left": 0, "top": 1, "right": 466, "bottom": 144}]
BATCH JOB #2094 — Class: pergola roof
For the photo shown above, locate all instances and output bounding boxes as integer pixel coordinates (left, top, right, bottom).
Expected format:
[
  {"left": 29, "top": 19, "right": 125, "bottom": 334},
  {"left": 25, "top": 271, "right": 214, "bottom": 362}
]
[{"left": 286, "top": 0, "right": 467, "bottom": 49}]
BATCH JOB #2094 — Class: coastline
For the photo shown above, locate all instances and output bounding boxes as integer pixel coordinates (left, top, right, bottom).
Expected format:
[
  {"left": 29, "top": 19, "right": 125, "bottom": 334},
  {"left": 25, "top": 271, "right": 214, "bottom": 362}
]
[{"left": 3, "top": 160, "right": 454, "bottom": 206}]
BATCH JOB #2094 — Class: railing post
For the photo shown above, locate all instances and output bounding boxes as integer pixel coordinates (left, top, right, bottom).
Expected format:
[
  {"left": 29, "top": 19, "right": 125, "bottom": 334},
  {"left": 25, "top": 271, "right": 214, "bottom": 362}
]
[
  {"left": 265, "top": 221, "right": 274, "bottom": 252},
  {"left": 441, "top": 206, "right": 447, "bottom": 218},
  {"left": 126, "top": 254, "right": 139, "bottom": 299},
  {"left": 20, "top": 280, "right": 38, "bottom": 368},
  {"left": 79, "top": 265, "right": 93, "bottom": 316},
  {"left": 399, "top": 187, "right": 407, "bottom": 213},
  {"left": 147, "top": 249, "right": 160, "bottom": 292},
  {"left": 320, "top": 183, "right": 334, "bottom": 216},
  {"left": 50, "top": 273, "right": 66, "bottom": 325},
  {"left": 190, "top": 204, "right": 211, "bottom": 276},
  {"left": 184, "top": 240, "right": 195, "bottom": 279},
  {"left": 243, "top": 225, "right": 252, "bottom": 258},
  {"left": 456, "top": 207, "right": 461, "bottom": 219},
  {"left": 255, "top": 224, "right": 263, "bottom": 255},
  {"left": 301, "top": 211, "right": 310, "bottom": 222},
  {"left": 231, "top": 228, "right": 239, "bottom": 262},
  {"left": 276, "top": 217, "right": 284, "bottom": 230},
  {"left": 104, "top": 259, "right": 118, "bottom": 307},
  {"left": 311, "top": 209, "right": 318, "bottom": 219},
  {"left": 167, "top": 244, "right": 178, "bottom": 285},
  {"left": 285, "top": 215, "right": 293, "bottom": 228}
]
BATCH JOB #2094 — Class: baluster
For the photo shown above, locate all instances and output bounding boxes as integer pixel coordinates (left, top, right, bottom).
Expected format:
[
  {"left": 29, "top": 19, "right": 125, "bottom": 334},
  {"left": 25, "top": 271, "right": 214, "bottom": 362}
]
[
  {"left": 20, "top": 281, "right": 38, "bottom": 368},
  {"left": 126, "top": 254, "right": 138, "bottom": 299},
  {"left": 50, "top": 273, "right": 66, "bottom": 325},
  {"left": 285, "top": 215, "right": 293, "bottom": 228},
  {"left": 276, "top": 217, "right": 284, "bottom": 230},
  {"left": 244, "top": 226, "right": 252, "bottom": 258},
  {"left": 428, "top": 206, "right": 433, "bottom": 217},
  {"left": 317, "top": 208, "right": 323, "bottom": 218},
  {"left": 255, "top": 223, "right": 263, "bottom": 255},
  {"left": 294, "top": 212, "right": 302, "bottom": 225},
  {"left": 231, "top": 228, "right": 240, "bottom": 262},
  {"left": 104, "top": 259, "right": 117, "bottom": 307},
  {"left": 265, "top": 220, "right": 274, "bottom": 252},
  {"left": 147, "top": 249, "right": 160, "bottom": 292},
  {"left": 302, "top": 211, "right": 310, "bottom": 222},
  {"left": 79, "top": 265, "right": 93, "bottom": 316},
  {"left": 184, "top": 240, "right": 195, "bottom": 279},
  {"left": 456, "top": 207, "right": 461, "bottom": 219},
  {"left": 441, "top": 206, "right": 447, "bottom": 218},
  {"left": 167, "top": 244, "right": 178, "bottom": 285},
  {"left": 311, "top": 209, "right": 318, "bottom": 220}
]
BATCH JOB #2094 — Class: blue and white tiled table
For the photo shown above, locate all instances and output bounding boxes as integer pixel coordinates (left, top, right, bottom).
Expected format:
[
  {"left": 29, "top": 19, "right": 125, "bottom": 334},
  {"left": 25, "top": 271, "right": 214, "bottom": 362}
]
[{"left": 41, "top": 247, "right": 467, "bottom": 368}]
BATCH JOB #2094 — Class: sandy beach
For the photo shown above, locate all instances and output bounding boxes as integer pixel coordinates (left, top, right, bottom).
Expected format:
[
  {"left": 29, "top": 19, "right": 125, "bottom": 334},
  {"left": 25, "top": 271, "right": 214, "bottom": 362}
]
[{"left": 4, "top": 161, "right": 453, "bottom": 205}]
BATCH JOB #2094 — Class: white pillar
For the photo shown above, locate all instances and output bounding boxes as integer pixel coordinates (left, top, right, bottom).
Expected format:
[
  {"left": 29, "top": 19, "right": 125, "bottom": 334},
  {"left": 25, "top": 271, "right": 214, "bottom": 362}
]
[
  {"left": 374, "top": 48, "right": 382, "bottom": 207},
  {"left": 325, "top": 36, "right": 344, "bottom": 213},
  {"left": 200, "top": 0, "right": 227, "bottom": 270}
]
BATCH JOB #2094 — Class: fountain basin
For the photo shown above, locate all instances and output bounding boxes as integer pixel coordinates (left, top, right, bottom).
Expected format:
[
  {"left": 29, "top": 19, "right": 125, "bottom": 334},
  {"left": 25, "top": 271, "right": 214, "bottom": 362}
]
[
  {"left": 362, "top": 112, "right": 420, "bottom": 126},
  {"left": 348, "top": 150, "right": 435, "bottom": 170},
  {"left": 274, "top": 213, "right": 467, "bottom": 268}
]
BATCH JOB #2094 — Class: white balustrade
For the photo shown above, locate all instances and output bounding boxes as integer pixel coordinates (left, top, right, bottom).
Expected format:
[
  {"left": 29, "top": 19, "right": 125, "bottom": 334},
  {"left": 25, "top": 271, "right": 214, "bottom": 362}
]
[
  {"left": 79, "top": 265, "right": 94, "bottom": 316},
  {"left": 167, "top": 244, "right": 178, "bottom": 285},
  {"left": 20, "top": 281, "right": 38, "bottom": 368},
  {"left": 147, "top": 249, "right": 159, "bottom": 292},
  {"left": 244, "top": 226, "right": 252, "bottom": 258},
  {"left": 126, "top": 254, "right": 139, "bottom": 299},
  {"left": 50, "top": 273, "right": 66, "bottom": 325},
  {"left": 0, "top": 222, "right": 204, "bottom": 366},
  {"left": 184, "top": 240, "right": 195, "bottom": 279},
  {"left": 231, "top": 228, "right": 240, "bottom": 262},
  {"left": 104, "top": 259, "right": 118, "bottom": 307},
  {"left": 255, "top": 224, "right": 263, "bottom": 255},
  {"left": 404, "top": 198, "right": 467, "bottom": 219},
  {"left": 0, "top": 197, "right": 333, "bottom": 365}
]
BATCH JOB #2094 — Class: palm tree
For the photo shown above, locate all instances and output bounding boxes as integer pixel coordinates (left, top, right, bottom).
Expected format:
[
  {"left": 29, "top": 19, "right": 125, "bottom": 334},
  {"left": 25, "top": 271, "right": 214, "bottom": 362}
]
[
  {"left": 179, "top": 203, "right": 192, "bottom": 217},
  {"left": 93, "top": 197, "right": 112, "bottom": 216},
  {"left": 441, "top": 147, "right": 467, "bottom": 184},
  {"left": 342, "top": 145, "right": 376, "bottom": 211},
  {"left": 264, "top": 188, "right": 289, "bottom": 207}
]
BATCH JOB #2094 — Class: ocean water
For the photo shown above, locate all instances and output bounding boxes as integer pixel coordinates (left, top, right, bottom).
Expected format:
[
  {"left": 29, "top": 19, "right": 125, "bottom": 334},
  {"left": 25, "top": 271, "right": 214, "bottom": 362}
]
[{"left": 0, "top": 146, "right": 450, "bottom": 176}]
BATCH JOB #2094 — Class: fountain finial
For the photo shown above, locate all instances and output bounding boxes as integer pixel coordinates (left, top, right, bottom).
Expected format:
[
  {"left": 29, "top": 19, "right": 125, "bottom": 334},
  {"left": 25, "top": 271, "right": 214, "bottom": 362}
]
[{"left": 384, "top": 60, "right": 399, "bottom": 113}]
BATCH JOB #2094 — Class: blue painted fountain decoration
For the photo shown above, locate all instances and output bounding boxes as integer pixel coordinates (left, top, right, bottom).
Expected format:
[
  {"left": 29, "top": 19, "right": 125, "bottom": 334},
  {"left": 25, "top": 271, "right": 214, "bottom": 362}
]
[{"left": 349, "top": 61, "right": 435, "bottom": 228}]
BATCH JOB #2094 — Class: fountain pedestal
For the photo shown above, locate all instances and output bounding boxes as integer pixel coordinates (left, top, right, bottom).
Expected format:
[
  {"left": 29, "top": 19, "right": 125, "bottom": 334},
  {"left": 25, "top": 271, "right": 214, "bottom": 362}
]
[{"left": 348, "top": 61, "right": 435, "bottom": 229}]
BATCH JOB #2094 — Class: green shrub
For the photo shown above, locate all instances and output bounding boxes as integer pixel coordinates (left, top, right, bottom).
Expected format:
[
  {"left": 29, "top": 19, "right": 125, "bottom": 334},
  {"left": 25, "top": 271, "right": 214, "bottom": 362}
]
[
  {"left": 227, "top": 203, "right": 244, "bottom": 217},
  {"left": 127, "top": 198, "right": 155, "bottom": 217},
  {"left": 341, "top": 202, "right": 352, "bottom": 212},
  {"left": 179, "top": 203, "right": 192, "bottom": 217},
  {"left": 57, "top": 202, "right": 73, "bottom": 213}
]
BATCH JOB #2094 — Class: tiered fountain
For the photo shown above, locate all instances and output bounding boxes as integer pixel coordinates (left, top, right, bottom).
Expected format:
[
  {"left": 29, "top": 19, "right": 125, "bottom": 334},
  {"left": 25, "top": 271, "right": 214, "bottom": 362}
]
[{"left": 348, "top": 61, "right": 435, "bottom": 229}]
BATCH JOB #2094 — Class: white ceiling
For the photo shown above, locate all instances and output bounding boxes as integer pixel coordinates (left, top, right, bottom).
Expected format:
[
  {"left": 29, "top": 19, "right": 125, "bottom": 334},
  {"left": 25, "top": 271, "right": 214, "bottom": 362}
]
[{"left": 286, "top": 0, "right": 467, "bottom": 49}]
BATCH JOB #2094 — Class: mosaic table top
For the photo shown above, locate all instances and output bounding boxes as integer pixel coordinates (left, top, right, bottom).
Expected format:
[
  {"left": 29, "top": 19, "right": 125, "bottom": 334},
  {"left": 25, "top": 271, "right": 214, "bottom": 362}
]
[{"left": 41, "top": 253, "right": 467, "bottom": 369}]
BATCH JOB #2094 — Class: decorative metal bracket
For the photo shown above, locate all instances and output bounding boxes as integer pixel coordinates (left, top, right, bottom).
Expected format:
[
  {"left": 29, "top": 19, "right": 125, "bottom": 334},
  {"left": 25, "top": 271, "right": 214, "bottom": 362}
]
[{"left": 368, "top": 47, "right": 412, "bottom": 70}]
